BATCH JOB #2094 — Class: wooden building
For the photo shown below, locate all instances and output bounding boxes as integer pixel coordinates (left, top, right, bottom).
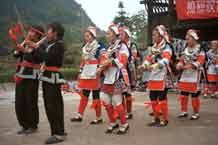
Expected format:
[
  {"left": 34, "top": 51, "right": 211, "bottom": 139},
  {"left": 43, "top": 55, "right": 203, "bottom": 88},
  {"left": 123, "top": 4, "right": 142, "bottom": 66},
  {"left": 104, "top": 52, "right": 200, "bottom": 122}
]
[{"left": 140, "top": 0, "right": 218, "bottom": 44}]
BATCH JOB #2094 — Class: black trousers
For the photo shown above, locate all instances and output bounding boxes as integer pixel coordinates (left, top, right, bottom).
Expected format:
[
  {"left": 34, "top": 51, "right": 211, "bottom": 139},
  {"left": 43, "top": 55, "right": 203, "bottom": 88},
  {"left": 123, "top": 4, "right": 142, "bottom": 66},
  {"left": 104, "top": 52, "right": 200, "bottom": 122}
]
[
  {"left": 42, "top": 82, "right": 65, "bottom": 136},
  {"left": 149, "top": 89, "right": 168, "bottom": 101},
  {"left": 15, "top": 79, "right": 39, "bottom": 129},
  {"left": 82, "top": 89, "right": 100, "bottom": 100},
  {"left": 181, "top": 91, "right": 201, "bottom": 98}
]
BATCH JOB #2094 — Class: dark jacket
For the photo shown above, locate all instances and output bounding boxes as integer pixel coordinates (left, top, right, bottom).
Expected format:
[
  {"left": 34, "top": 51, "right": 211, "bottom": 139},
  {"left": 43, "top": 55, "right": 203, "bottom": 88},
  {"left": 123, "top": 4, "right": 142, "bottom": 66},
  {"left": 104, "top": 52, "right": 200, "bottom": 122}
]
[
  {"left": 15, "top": 46, "right": 42, "bottom": 80},
  {"left": 33, "top": 39, "right": 65, "bottom": 84}
]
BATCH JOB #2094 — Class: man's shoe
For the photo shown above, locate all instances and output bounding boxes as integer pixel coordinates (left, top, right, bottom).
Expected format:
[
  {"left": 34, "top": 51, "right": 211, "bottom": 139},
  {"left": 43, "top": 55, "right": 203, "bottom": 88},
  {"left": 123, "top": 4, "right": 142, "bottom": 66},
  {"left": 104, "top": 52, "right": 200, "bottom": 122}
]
[
  {"left": 45, "top": 135, "right": 66, "bottom": 144},
  {"left": 24, "top": 128, "right": 38, "bottom": 134},
  {"left": 17, "top": 128, "right": 27, "bottom": 135}
]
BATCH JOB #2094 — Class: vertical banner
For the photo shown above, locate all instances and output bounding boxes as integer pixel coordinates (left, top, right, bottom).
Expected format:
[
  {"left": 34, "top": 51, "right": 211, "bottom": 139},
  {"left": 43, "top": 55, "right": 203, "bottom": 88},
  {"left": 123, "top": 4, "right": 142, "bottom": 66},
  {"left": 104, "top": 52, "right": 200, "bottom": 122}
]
[{"left": 176, "top": 0, "right": 218, "bottom": 20}]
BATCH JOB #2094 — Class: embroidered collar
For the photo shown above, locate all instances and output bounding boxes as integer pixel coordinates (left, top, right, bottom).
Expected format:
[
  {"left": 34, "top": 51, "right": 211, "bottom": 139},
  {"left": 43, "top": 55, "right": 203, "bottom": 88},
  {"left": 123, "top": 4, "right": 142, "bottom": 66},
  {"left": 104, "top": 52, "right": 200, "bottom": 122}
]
[
  {"left": 185, "top": 44, "right": 200, "bottom": 55},
  {"left": 108, "top": 39, "right": 121, "bottom": 52},
  {"left": 82, "top": 40, "right": 99, "bottom": 60},
  {"left": 151, "top": 39, "right": 166, "bottom": 55},
  {"left": 82, "top": 40, "right": 99, "bottom": 53}
]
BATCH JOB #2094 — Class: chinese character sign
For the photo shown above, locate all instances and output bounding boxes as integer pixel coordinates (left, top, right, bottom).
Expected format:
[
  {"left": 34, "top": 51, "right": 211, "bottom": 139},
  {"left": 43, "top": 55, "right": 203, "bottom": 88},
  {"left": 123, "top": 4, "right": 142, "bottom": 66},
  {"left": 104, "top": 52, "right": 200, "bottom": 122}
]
[{"left": 176, "top": 0, "right": 218, "bottom": 20}]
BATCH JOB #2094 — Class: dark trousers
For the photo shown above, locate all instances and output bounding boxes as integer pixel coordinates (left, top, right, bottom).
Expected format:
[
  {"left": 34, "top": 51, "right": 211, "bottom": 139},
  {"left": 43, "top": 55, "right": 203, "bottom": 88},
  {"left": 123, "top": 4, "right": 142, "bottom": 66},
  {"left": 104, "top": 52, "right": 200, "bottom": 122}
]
[
  {"left": 181, "top": 91, "right": 201, "bottom": 98},
  {"left": 82, "top": 89, "right": 100, "bottom": 99},
  {"left": 149, "top": 89, "right": 168, "bottom": 101},
  {"left": 15, "top": 79, "right": 39, "bottom": 129},
  {"left": 42, "top": 82, "right": 65, "bottom": 136}
]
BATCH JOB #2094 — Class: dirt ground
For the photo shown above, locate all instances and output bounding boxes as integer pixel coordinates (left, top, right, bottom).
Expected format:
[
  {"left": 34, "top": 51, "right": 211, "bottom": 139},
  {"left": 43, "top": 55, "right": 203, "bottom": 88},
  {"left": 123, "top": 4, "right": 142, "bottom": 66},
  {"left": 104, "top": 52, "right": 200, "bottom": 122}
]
[{"left": 0, "top": 84, "right": 218, "bottom": 145}]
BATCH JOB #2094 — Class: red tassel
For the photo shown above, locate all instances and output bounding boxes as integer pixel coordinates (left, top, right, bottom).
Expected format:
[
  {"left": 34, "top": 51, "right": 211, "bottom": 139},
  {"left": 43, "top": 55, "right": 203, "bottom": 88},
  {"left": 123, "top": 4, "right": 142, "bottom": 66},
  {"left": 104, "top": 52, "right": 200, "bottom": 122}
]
[
  {"left": 14, "top": 23, "right": 23, "bottom": 35},
  {"left": 9, "top": 29, "right": 17, "bottom": 44}
]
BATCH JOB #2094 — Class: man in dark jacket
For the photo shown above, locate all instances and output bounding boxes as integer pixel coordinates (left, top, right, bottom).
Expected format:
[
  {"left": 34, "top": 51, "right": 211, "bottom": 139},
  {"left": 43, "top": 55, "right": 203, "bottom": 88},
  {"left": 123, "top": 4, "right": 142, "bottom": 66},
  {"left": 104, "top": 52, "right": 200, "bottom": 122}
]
[
  {"left": 14, "top": 25, "right": 44, "bottom": 135},
  {"left": 30, "top": 22, "right": 66, "bottom": 144}
]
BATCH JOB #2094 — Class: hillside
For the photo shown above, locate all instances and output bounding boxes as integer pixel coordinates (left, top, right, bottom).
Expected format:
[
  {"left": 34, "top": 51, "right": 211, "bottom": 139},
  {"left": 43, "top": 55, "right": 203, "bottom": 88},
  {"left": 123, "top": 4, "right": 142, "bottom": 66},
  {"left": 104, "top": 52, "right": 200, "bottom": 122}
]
[{"left": 0, "top": 0, "right": 101, "bottom": 65}]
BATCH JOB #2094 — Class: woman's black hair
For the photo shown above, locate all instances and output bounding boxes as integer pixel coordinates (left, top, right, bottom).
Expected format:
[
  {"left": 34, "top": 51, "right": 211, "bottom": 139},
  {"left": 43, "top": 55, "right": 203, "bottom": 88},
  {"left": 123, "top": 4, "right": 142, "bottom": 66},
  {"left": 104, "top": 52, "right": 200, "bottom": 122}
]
[{"left": 47, "top": 22, "right": 65, "bottom": 39}]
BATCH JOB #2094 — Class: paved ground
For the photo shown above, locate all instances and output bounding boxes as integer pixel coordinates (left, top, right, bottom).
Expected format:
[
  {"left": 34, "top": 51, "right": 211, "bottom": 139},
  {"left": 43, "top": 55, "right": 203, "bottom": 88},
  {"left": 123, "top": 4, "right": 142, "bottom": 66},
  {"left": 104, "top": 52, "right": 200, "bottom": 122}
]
[{"left": 0, "top": 83, "right": 218, "bottom": 145}]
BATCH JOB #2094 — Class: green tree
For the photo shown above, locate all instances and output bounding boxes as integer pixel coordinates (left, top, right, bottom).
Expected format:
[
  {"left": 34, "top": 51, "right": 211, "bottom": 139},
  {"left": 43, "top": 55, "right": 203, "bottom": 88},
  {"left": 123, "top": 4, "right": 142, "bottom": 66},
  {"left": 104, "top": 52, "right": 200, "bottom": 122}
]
[
  {"left": 113, "top": 2, "right": 147, "bottom": 48},
  {"left": 113, "top": 1, "right": 129, "bottom": 27},
  {"left": 128, "top": 10, "right": 148, "bottom": 48}
]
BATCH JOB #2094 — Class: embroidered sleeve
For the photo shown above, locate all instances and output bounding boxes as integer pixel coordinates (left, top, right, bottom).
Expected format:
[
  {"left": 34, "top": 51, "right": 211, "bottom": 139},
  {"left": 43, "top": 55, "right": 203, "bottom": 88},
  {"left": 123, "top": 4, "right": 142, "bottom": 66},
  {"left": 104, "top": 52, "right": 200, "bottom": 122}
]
[
  {"left": 112, "top": 43, "right": 129, "bottom": 69},
  {"left": 99, "top": 50, "right": 108, "bottom": 65},
  {"left": 158, "top": 46, "right": 172, "bottom": 66},
  {"left": 192, "top": 51, "right": 205, "bottom": 68}
]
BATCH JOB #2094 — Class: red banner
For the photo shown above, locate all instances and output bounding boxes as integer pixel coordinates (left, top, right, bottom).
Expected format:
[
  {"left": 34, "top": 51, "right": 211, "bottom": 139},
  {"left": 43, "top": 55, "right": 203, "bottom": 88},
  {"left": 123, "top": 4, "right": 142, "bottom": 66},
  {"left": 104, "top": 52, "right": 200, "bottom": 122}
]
[{"left": 176, "top": 0, "right": 218, "bottom": 20}]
